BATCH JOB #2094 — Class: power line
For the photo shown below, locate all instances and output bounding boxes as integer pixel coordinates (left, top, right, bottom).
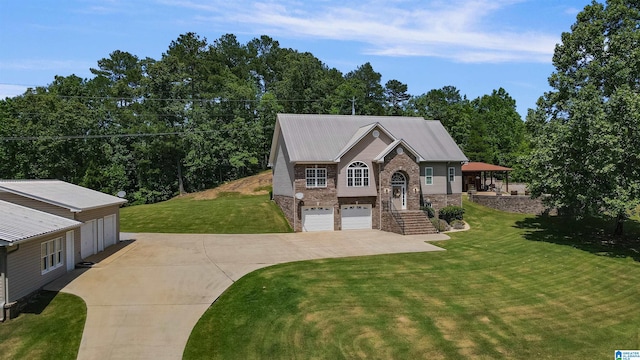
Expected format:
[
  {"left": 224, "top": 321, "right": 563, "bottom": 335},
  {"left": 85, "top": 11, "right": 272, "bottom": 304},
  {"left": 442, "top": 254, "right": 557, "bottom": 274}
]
[{"left": 0, "top": 129, "right": 218, "bottom": 142}]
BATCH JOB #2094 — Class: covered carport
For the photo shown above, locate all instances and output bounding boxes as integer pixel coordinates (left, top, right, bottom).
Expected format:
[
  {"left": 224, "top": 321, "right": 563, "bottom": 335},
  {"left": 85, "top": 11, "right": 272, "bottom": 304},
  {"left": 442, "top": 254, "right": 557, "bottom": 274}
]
[{"left": 462, "top": 162, "right": 513, "bottom": 192}]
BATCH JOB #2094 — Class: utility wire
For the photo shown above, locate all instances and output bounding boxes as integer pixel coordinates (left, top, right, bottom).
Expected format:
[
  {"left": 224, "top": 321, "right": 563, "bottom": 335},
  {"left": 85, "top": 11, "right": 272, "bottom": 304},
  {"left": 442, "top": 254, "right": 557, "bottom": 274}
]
[{"left": 0, "top": 129, "right": 217, "bottom": 141}]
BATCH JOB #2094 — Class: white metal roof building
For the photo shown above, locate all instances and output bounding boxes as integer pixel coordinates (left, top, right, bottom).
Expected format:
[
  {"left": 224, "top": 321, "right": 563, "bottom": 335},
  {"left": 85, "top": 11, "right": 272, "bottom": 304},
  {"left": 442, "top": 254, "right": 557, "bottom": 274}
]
[
  {"left": 0, "top": 200, "right": 81, "bottom": 245},
  {"left": 0, "top": 180, "right": 126, "bottom": 212}
]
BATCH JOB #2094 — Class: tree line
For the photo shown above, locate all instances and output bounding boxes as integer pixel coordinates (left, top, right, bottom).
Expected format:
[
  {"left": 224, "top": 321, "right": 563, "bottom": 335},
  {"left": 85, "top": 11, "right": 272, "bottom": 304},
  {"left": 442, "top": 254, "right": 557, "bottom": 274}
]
[{"left": 0, "top": 33, "right": 527, "bottom": 204}]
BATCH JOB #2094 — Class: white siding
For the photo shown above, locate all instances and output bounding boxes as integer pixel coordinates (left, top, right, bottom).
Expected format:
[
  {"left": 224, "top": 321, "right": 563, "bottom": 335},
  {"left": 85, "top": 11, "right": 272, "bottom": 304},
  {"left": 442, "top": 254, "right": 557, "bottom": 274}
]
[{"left": 6, "top": 234, "right": 68, "bottom": 302}]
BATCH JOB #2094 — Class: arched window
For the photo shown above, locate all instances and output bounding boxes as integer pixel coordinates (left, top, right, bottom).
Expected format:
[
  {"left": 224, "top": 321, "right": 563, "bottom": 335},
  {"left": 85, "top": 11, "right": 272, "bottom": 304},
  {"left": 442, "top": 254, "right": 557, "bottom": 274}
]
[{"left": 347, "top": 161, "right": 369, "bottom": 187}]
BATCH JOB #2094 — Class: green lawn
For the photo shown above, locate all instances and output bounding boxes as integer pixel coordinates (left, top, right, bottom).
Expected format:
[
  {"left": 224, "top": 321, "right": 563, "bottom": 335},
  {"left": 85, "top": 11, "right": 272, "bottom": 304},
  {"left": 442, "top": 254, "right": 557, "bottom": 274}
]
[
  {"left": 0, "top": 292, "right": 86, "bottom": 360},
  {"left": 120, "top": 193, "right": 292, "bottom": 233},
  {"left": 184, "top": 200, "right": 640, "bottom": 360}
]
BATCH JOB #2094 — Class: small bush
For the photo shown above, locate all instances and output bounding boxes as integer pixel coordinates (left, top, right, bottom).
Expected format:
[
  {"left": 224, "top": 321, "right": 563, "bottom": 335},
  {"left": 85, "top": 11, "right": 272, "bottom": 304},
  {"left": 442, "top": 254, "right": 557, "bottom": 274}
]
[
  {"left": 431, "top": 218, "right": 449, "bottom": 232},
  {"left": 420, "top": 206, "right": 435, "bottom": 218},
  {"left": 450, "top": 220, "right": 466, "bottom": 230},
  {"left": 439, "top": 205, "right": 465, "bottom": 223}
]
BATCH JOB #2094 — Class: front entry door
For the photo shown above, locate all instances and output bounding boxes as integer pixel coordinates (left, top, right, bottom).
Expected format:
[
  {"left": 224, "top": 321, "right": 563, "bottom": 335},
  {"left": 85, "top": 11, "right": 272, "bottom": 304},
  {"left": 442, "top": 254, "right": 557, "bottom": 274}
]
[{"left": 391, "top": 172, "right": 406, "bottom": 210}]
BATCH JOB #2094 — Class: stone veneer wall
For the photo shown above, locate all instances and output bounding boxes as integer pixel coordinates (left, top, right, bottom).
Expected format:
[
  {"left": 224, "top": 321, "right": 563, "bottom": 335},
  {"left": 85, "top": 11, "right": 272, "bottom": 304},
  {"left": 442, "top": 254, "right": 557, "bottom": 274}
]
[
  {"left": 273, "top": 195, "right": 294, "bottom": 229},
  {"left": 381, "top": 212, "right": 403, "bottom": 234},
  {"left": 379, "top": 151, "right": 421, "bottom": 211},
  {"left": 467, "top": 193, "right": 556, "bottom": 215}
]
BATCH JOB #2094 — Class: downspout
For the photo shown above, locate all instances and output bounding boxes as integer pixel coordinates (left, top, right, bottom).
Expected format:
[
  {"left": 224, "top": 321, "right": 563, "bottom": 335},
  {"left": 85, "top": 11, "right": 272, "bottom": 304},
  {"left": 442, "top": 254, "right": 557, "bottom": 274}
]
[{"left": 0, "top": 246, "right": 7, "bottom": 322}]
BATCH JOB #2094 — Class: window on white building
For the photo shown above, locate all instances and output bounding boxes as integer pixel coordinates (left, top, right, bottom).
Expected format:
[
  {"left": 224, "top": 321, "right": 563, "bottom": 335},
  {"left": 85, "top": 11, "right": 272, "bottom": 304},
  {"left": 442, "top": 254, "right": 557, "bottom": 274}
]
[{"left": 41, "top": 237, "right": 63, "bottom": 274}]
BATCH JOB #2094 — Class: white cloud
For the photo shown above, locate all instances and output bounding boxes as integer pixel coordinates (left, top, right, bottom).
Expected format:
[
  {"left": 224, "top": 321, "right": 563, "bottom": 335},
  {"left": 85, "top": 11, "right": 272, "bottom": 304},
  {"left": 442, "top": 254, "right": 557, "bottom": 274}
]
[
  {"left": 0, "top": 59, "right": 94, "bottom": 72},
  {"left": 0, "top": 84, "right": 29, "bottom": 99},
  {"left": 160, "top": 0, "right": 559, "bottom": 63}
]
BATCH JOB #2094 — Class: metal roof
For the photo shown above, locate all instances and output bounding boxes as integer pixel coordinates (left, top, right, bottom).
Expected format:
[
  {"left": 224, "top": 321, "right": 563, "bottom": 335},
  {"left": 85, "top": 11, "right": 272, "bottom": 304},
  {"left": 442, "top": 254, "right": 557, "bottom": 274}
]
[
  {"left": 462, "top": 162, "right": 513, "bottom": 172},
  {"left": 0, "top": 180, "right": 127, "bottom": 212},
  {"left": 0, "top": 200, "right": 81, "bottom": 244},
  {"left": 270, "top": 114, "right": 468, "bottom": 164}
]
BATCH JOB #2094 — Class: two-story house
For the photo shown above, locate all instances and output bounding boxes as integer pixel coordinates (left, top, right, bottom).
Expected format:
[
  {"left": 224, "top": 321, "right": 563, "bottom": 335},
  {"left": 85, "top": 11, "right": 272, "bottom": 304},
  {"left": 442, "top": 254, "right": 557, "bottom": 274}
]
[{"left": 268, "top": 114, "right": 468, "bottom": 233}]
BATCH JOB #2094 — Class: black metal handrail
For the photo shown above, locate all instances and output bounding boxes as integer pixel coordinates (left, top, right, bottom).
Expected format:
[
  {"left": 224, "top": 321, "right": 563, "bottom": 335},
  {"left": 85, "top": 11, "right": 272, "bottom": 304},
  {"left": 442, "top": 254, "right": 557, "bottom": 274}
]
[{"left": 389, "top": 196, "right": 405, "bottom": 234}]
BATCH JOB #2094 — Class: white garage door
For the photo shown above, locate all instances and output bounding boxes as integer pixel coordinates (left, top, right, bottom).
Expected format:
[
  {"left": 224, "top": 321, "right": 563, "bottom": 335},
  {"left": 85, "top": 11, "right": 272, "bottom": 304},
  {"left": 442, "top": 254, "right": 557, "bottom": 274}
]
[
  {"left": 341, "top": 204, "right": 372, "bottom": 230},
  {"left": 104, "top": 214, "right": 117, "bottom": 247},
  {"left": 80, "top": 220, "right": 96, "bottom": 259},
  {"left": 302, "top": 206, "right": 334, "bottom": 232}
]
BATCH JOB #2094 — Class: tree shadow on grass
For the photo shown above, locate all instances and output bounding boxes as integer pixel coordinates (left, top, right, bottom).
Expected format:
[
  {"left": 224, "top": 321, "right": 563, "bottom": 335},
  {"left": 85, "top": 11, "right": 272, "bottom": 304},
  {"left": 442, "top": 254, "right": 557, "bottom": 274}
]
[{"left": 514, "top": 215, "right": 640, "bottom": 261}]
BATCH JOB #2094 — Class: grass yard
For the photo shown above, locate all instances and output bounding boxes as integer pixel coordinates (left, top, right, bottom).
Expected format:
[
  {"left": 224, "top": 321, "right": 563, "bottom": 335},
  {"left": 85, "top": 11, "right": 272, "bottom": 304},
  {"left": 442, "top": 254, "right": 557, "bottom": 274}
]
[
  {"left": 120, "top": 193, "right": 291, "bottom": 233},
  {"left": 184, "top": 200, "right": 640, "bottom": 359},
  {"left": 0, "top": 292, "right": 86, "bottom": 360}
]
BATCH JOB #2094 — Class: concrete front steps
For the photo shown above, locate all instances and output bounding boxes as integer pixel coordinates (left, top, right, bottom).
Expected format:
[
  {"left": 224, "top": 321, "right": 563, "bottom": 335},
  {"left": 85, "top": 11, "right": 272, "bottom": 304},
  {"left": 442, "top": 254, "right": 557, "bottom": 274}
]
[{"left": 396, "top": 210, "right": 438, "bottom": 235}]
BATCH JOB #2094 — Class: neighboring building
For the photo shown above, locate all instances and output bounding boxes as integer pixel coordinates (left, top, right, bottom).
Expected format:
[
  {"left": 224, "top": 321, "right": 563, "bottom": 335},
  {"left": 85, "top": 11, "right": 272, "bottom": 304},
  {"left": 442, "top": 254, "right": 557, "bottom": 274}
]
[
  {"left": 268, "top": 114, "right": 468, "bottom": 233},
  {"left": 461, "top": 162, "right": 513, "bottom": 192},
  {"left": 0, "top": 180, "right": 127, "bottom": 264},
  {"left": 0, "top": 180, "right": 127, "bottom": 320},
  {"left": 0, "top": 200, "right": 82, "bottom": 321}
]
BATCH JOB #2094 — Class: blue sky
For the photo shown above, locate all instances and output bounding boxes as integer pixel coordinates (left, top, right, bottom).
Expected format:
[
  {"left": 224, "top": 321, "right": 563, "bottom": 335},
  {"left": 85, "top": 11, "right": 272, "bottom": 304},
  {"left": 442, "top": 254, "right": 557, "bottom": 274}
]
[{"left": 0, "top": 0, "right": 589, "bottom": 118}]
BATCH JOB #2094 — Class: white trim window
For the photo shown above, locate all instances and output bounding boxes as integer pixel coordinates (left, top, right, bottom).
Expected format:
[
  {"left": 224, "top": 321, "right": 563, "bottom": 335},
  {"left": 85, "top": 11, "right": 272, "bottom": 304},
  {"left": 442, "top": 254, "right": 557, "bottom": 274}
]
[
  {"left": 448, "top": 167, "right": 456, "bottom": 182},
  {"left": 306, "top": 167, "right": 327, "bottom": 188},
  {"left": 347, "top": 161, "right": 369, "bottom": 187},
  {"left": 425, "top": 167, "right": 433, "bottom": 185},
  {"left": 41, "top": 237, "right": 63, "bottom": 274}
]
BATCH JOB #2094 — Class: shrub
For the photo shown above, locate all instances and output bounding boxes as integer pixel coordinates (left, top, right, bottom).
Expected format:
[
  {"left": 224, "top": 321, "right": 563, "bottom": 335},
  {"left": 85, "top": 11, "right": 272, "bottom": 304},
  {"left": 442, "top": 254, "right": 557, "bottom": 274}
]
[
  {"left": 420, "top": 206, "right": 435, "bottom": 218},
  {"left": 450, "top": 220, "right": 466, "bottom": 230},
  {"left": 430, "top": 218, "right": 449, "bottom": 232},
  {"left": 439, "top": 205, "right": 465, "bottom": 223}
]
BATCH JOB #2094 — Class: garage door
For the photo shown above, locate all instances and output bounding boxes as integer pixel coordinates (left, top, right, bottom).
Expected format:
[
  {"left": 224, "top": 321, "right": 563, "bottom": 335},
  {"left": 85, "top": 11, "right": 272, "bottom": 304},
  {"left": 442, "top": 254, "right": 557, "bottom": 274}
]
[
  {"left": 302, "top": 206, "right": 334, "bottom": 232},
  {"left": 80, "top": 220, "right": 96, "bottom": 259},
  {"left": 104, "top": 214, "right": 117, "bottom": 247},
  {"left": 341, "top": 204, "right": 372, "bottom": 230}
]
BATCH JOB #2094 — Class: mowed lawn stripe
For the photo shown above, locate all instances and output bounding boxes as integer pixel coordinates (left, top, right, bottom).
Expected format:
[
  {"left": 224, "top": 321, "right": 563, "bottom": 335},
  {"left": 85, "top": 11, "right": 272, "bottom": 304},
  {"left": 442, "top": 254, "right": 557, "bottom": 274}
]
[
  {"left": 120, "top": 193, "right": 291, "bottom": 233},
  {"left": 185, "top": 200, "right": 640, "bottom": 360}
]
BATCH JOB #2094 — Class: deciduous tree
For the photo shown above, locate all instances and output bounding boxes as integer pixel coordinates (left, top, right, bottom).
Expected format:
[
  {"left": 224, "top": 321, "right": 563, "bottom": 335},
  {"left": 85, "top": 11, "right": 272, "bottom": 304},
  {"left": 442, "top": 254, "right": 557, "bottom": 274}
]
[{"left": 527, "top": 0, "right": 640, "bottom": 235}]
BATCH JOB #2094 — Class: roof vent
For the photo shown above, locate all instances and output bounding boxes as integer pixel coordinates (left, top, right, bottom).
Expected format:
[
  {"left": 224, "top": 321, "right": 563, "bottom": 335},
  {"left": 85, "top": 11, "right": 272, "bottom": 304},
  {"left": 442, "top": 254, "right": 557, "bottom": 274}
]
[
  {"left": 372, "top": 130, "right": 380, "bottom": 138},
  {"left": 397, "top": 147, "right": 404, "bottom": 154}
]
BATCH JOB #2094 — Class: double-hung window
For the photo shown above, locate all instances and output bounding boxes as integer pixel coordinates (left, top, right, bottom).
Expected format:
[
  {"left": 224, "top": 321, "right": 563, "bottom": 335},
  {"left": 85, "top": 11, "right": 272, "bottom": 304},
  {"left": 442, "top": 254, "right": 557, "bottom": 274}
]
[
  {"left": 306, "top": 167, "right": 327, "bottom": 188},
  {"left": 41, "top": 237, "right": 63, "bottom": 274},
  {"left": 347, "top": 161, "right": 369, "bottom": 187},
  {"left": 448, "top": 167, "right": 455, "bottom": 182},
  {"left": 425, "top": 167, "right": 433, "bottom": 185}
]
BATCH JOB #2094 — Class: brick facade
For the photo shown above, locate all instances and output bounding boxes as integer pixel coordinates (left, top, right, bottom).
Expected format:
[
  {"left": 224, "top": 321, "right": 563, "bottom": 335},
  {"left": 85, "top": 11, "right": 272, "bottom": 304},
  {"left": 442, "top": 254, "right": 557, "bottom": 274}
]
[
  {"left": 379, "top": 151, "right": 421, "bottom": 211},
  {"left": 273, "top": 195, "right": 294, "bottom": 228},
  {"left": 275, "top": 151, "right": 462, "bottom": 232},
  {"left": 292, "top": 165, "right": 339, "bottom": 232}
]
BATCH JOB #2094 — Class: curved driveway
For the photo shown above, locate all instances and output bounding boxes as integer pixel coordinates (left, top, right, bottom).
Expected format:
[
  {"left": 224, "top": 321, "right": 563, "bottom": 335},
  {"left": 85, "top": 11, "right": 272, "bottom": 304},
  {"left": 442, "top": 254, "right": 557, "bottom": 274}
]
[{"left": 46, "top": 230, "right": 447, "bottom": 360}]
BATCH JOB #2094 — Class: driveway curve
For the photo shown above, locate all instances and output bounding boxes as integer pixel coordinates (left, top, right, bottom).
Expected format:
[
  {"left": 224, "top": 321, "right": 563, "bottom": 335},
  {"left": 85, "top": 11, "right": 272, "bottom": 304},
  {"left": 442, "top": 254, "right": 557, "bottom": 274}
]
[{"left": 46, "top": 230, "right": 447, "bottom": 360}]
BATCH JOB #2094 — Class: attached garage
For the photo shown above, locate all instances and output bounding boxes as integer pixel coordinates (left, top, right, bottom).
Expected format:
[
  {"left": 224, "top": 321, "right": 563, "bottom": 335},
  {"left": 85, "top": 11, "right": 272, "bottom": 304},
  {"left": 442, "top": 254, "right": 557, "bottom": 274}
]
[
  {"left": 341, "top": 204, "right": 372, "bottom": 230},
  {"left": 301, "top": 206, "right": 334, "bottom": 232}
]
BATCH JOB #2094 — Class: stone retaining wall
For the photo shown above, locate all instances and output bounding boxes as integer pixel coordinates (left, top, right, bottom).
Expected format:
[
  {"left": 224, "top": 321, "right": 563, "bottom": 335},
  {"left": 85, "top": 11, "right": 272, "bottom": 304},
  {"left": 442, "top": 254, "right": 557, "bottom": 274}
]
[{"left": 467, "top": 193, "right": 556, "bottom": 215}]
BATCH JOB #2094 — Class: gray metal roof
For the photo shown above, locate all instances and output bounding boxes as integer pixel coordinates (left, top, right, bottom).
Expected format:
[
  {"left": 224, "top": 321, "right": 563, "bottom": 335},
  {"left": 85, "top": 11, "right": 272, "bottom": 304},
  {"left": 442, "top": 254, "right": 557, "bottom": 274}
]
[
  {"left": 271, "top": 114, "right": 467, "bottom": 164},
  {"left": 0, "top": 200, "right": 81, "bottom": 244},
  {"left": 0, "top": 180, "right": 127, "bottom": 212}
]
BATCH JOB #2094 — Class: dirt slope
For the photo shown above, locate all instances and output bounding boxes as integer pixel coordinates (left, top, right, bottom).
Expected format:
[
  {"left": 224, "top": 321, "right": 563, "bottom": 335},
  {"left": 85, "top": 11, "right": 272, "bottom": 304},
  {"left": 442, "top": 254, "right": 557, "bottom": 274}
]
[{"left": 184, "top": 171, "right": 273, "bottom": 200}]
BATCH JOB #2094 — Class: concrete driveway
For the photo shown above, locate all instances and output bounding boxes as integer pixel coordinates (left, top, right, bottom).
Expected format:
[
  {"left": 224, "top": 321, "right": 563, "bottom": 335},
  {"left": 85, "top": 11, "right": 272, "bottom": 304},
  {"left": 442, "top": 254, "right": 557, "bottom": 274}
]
[{"left": 46, "top": 230, "right": 447, "bottom": 360}]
